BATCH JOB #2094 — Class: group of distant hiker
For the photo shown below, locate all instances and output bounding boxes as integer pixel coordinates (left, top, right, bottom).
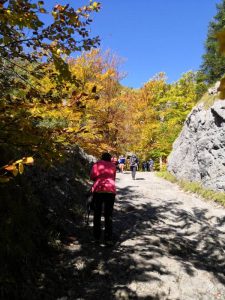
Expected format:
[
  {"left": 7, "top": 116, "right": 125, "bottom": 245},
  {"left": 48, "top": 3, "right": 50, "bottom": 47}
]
[
  {"left": 142, "top": 159, "right": 154, "bottom": 172},
  {"left": 110, "top": 154, "right": 154, "bottom": 175},
  {"left": 111, "top": 154, "right": 126, "bottom": 173},
  {"left": 88, "top": 152, "right": 154, "bottom": 246}
]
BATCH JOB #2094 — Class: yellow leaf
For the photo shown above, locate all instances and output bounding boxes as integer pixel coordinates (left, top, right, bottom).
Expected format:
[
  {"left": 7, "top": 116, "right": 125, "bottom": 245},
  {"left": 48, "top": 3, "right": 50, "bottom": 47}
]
[
  {"left": 92, "top": 2, "right": 100, "bottom": 9},
  {"left": 39, "top": 8, "right": 46, "bottom": 13},
  {"left": 52, "top": 11, "right": 57, "bottom": 18},
  {"left": 14, "top": 159, "right": 23, "bottom": 164},
  {"left": 12, "top": 167, "right": 18, "bottom": 177},
  {"left": 23, "top": 157, "right": 34, "bottom": 165},
  {"left": 18, "top": 163, "right": 24, "bottom": 174}
]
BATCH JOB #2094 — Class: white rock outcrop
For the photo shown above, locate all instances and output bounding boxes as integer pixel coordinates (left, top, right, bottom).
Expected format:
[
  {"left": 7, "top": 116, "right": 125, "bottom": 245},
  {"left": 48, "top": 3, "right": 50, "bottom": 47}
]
[
  {"left": 208, "top": 81, "right": 220, "bottom": 95},
  {"left": 167, "top": 99, "right": 225, "bottom": 191}
]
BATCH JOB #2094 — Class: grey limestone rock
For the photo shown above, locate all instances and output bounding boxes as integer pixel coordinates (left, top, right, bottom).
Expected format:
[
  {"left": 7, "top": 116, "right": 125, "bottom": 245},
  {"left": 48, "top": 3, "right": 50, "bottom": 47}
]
[{"left": 168, "top": 99, "right": 225, "bottom": 191}]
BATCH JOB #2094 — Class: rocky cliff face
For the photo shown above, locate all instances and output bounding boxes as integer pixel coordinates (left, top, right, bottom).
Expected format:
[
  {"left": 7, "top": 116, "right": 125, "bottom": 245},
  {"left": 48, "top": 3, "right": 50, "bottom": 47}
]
[
  {"left": 27, "top": 146, "right": 96, "bottom": 232},
  {"left": 167, "top": 99, "right": 225, "bottom": 192}
]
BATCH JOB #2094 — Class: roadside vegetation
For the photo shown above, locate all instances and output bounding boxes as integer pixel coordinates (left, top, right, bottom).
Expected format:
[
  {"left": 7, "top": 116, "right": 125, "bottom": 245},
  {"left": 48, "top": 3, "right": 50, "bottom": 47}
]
[{"left": 157, "top": 171, "right": 225, "bottom": 206}]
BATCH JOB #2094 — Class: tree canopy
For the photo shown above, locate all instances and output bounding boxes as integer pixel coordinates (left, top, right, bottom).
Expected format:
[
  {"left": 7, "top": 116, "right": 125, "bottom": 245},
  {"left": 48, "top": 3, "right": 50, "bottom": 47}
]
[
  {"left": 200, "top": 0, "right": 225, "bottom": 84},
  {"left": 0, "top": 0, "right": 100, "bottom": 63}
]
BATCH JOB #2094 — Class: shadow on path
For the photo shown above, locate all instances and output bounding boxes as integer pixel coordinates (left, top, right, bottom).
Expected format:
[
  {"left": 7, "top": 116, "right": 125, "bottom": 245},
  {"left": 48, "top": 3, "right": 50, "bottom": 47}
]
[{"left": 37, "top": 184, "right": 225, "bottom": 299}]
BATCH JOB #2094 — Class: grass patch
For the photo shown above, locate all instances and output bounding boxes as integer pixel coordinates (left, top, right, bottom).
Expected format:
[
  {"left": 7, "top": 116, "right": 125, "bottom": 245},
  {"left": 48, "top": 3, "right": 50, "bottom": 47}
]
[
  {"left": 157, "top": 171, "right": 225, "bottom": 206},
  {"left": 157, "top": 171, "right": 177, "bottom": 183},
  {"left": 199, "top": 92, "right": 219, "bottom": 109}
]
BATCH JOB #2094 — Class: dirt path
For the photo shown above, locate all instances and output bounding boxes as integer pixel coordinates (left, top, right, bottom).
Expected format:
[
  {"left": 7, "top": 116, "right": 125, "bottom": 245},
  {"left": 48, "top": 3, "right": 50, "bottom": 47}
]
[{"left": 53, "top": 172, "right": 225, "bottom": 300}]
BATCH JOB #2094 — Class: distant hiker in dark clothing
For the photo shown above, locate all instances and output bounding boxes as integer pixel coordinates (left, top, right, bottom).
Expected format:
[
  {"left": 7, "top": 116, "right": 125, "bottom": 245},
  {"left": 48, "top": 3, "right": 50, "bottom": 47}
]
[
  {"left": 130, "top": 154, "right": 138, "bottom": 180},
  {"left": 90, "top": 152, "right": 116, "bottom": 246},
  {"left": 148, "top": 159, "right": 154, "bottom": 172},
  {"left": 142, "top": 161, "right": 147, "bottom": 172}
]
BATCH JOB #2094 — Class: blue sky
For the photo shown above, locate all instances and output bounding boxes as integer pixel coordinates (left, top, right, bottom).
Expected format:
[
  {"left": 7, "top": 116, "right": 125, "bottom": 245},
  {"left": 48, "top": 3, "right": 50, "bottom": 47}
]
[
  {"left": 89, "top": 0, "right": 220, "bottom": 88},
  {"left": 46, "top": 0, "right": 220, "bottom": 88}
]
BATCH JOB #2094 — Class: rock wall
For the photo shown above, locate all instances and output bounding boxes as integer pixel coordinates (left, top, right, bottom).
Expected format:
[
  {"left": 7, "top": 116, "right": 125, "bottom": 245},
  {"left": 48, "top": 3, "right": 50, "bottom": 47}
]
[
  {"left": 0, "top": 146, "right": 96, "bottom": 298},
  {"left": 27, "top": 146, "right": 96, "bottom": 233},
  {"left": 167, "top": 99, "right": 225, "bottom": 192}
]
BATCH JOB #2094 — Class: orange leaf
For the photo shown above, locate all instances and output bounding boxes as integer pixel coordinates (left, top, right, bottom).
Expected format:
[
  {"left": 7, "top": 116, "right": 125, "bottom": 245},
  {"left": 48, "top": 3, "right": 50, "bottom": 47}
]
[{"left": 4, "top": 165, "right": 16, "bottom": 171}]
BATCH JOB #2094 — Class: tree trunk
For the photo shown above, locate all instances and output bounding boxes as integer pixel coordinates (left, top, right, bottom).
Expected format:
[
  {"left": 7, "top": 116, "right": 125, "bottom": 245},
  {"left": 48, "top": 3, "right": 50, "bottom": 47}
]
[{"left": 159, "top": 156, "right": 163, "bottom": 171}]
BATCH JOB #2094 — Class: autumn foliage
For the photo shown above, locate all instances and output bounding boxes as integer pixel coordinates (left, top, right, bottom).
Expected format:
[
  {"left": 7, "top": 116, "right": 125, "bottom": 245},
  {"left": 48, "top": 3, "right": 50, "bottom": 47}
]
[{"left": 1, "top": 0, "right": 223, "bottom": 297}]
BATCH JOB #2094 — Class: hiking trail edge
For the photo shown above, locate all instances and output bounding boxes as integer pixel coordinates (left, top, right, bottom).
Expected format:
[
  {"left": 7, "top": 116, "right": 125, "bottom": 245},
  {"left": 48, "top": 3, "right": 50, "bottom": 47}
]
[{"left": 52, "top": 172, "right": 225, "bottom": 300}]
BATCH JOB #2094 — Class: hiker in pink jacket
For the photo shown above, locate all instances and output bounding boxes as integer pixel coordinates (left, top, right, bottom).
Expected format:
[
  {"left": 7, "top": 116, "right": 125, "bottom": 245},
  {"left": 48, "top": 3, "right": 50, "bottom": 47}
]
[{"left": 90, "top": 152, "right": 116, "bottom": 245}]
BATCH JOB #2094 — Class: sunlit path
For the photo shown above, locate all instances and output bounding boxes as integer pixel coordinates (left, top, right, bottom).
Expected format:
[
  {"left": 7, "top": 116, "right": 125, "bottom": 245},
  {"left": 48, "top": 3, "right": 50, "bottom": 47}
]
[
  {"left": 52, "top": 171, "right": 225, "bottom": 300},
  {"left": 113, "top": 172, "right": 225, "bottom": 299}
]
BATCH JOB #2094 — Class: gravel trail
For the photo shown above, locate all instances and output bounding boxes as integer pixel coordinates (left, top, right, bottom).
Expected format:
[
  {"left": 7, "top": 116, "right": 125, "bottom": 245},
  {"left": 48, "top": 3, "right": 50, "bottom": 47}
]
[{"left": 54, "top": 172, "right": 225, "bottom": 300}]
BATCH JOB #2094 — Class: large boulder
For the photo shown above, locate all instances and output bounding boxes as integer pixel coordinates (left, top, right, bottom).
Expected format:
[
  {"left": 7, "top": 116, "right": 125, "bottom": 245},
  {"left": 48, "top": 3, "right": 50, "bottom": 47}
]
[{"left": 167, "top": 99, "right": 225, "bottom": 192}]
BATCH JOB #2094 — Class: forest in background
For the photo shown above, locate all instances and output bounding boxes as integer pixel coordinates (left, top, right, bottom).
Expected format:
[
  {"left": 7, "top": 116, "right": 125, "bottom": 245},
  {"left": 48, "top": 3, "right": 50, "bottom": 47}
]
[
  {"left": 1, "top": 0, "right": 225, "bottom": 298},
  {"left": 2, "top": 1, "right": 225, "bottom": 173}
]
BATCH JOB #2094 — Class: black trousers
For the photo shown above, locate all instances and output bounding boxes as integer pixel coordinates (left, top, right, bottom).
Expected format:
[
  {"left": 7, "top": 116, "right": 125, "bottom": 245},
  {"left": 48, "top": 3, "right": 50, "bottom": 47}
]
[
  {"left": 130, "top": 166, "right": 137, "bottom": 179},
  {"left": 93, "top": 192, "right": 115, "bottom": 241}
]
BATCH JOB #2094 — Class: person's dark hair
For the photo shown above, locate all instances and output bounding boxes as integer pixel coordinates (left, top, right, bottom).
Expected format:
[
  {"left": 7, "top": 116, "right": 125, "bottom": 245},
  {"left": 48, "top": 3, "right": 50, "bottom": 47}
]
[{"left": 101, "top": 152, "right": 112, "bottom": 162}]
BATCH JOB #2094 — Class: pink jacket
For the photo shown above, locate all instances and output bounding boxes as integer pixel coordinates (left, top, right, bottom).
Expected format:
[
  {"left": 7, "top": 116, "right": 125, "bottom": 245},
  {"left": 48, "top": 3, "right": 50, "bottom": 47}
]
[{"left": 90, "top": 160, "right": 116, "bottom": 194}]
